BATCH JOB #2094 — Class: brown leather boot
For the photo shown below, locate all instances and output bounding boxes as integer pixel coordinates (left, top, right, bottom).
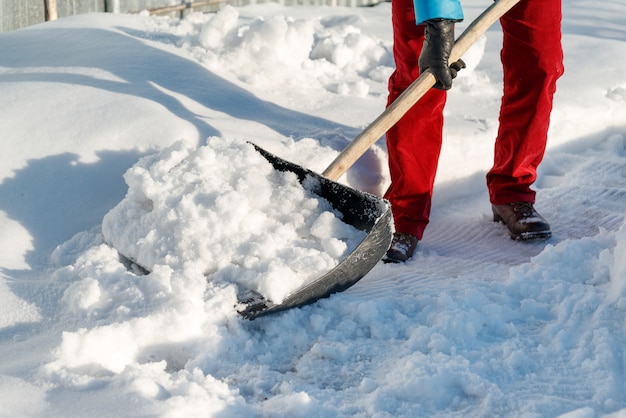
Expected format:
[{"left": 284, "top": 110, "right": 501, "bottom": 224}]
[
  {"left": 383, "top": 232, "right": 419, "bottom": 263},
  {"left": 492, "top": 202, "right": 551, "bottom": 241}
]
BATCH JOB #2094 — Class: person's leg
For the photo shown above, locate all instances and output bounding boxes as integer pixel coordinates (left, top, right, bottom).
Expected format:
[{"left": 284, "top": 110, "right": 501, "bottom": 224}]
[
  {"left": 487, "top": 0, "right": 564, "bottom": 204},
  {"left": 488, "top": 0, "right": 564, "bottom": 240},
  {"left": 385, "top": 0, "right": 448, "bottom": 241}
]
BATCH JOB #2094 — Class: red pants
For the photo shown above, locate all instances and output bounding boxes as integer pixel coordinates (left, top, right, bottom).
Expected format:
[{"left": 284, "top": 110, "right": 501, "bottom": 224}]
[{"left": 385, "top": 0, "right": 564, "bottom": 239}]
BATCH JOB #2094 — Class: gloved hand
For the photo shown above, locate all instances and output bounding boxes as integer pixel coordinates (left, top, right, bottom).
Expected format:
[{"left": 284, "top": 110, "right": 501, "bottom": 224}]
[{"left": 419, "top": 19, "right": 466, "bottom": 90}]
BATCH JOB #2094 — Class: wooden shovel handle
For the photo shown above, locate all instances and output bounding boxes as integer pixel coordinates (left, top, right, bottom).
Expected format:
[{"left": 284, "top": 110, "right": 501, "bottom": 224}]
[{"left": 321, "top": 0, "right": 521, "bottom": 181}]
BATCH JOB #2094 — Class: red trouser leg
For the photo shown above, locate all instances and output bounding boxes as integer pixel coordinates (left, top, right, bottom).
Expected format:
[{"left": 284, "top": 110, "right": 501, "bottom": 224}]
[
  {"left": 487, "top": 0, "right": 564, "bottom": 204},
  {"left": 384, "top": 0, "right": 446, "bottom": 240}
]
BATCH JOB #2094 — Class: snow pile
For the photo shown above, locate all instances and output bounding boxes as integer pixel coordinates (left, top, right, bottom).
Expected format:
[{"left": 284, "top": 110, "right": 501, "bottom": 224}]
[
  {"left": 47, "top": 242, "right": 230, "bottom": 382},
  {"left": 102, "top": 137, "right": 365, "bottom": 303},
  {"left": 199, "top": 6, "right": 317, "bottom": 87},
  {"left": 149, "top": 4, "right": 393, "bottom": 96}
]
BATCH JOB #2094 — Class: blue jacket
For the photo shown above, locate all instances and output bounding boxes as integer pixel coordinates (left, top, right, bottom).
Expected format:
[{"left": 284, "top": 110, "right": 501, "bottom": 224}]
[{"left": 414, "top": 0, "right": 464, "bottom": 24}]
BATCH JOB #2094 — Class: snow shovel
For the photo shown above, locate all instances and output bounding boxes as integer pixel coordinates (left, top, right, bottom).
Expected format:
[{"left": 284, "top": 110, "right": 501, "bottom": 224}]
[{"left": 240, "top": 0, "right": 521, "bottom": 319}]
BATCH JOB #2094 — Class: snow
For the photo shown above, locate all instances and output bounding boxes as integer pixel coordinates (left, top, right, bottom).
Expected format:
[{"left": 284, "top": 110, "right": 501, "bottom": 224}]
[
  {"left": 0, "top": 0, "right": 625, "bottom": 416},
  {"left": 101, "top": 136, "right": 366, "bottom": 303}
]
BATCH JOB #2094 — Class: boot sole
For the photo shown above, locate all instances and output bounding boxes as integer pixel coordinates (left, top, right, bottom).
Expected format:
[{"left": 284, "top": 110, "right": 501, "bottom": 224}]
[
  {"left": 382, "top": 256, "right": 404, "bottom": 264},
  {"left": 382, "top": 252, "right": 411, "bottom": 264},
  {"left": 511, "top": 230, "right": 552, "bottom": 241}
]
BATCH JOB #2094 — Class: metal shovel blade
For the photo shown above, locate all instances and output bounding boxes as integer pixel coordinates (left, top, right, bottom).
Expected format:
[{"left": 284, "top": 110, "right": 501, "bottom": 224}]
[{"left": 237, "top": 144, "right": 393, "bottom": 319}]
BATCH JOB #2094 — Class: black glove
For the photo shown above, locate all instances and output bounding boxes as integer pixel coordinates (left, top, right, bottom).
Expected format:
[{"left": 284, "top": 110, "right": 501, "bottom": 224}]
[{"left": 419, "top": 19, "right": 465, "bottom": 90}]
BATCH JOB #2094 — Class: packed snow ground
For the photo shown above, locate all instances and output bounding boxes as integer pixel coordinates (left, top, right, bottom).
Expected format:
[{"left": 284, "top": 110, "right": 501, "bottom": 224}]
[{"left": 1, "top": 1, "right": 625, "bottom": 416}]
